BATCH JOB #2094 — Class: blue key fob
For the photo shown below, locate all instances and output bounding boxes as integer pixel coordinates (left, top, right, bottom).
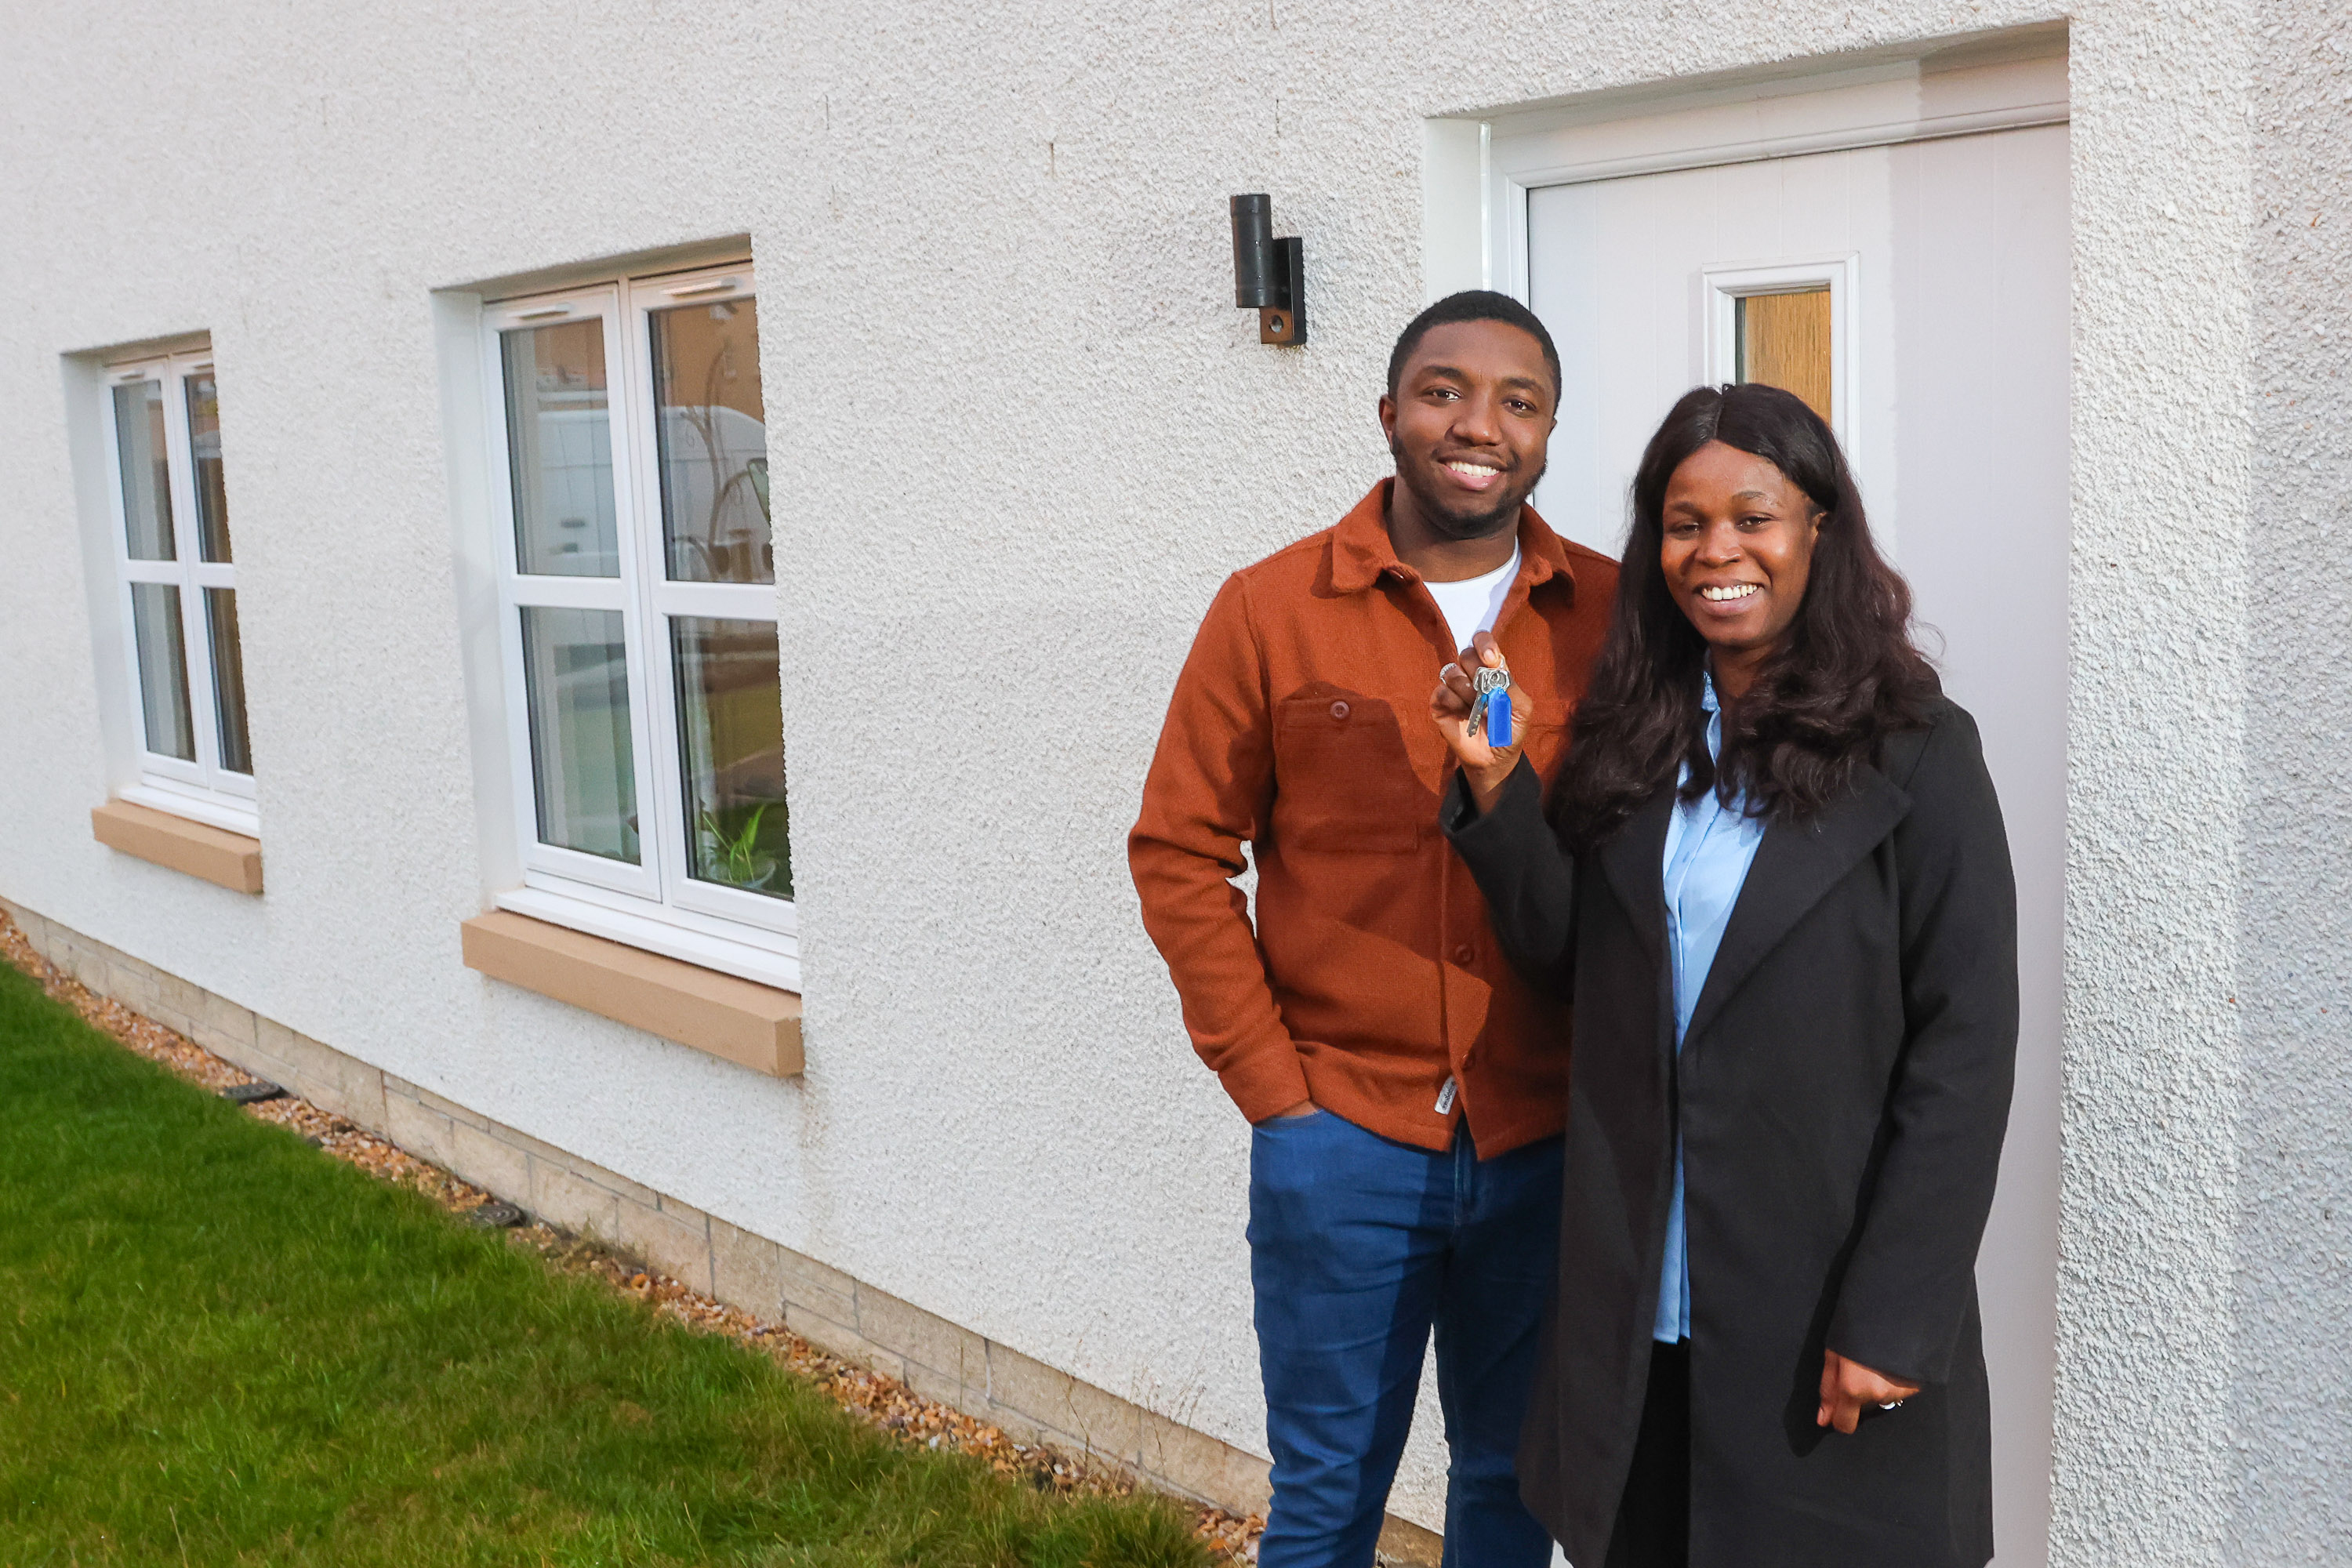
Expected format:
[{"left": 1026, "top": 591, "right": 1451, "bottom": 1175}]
[{"left": 1488, "top": 691, "right": 1512, "bottom": 748}]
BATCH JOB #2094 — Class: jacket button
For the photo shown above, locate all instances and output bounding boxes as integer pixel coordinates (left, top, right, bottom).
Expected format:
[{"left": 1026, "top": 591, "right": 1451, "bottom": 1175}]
[
  {"left": 1330, "top": 700, "right": 1350, "bottom": 720},
  {"left": 1453, "top": 943, "right": 1475, "bottom": 964}
]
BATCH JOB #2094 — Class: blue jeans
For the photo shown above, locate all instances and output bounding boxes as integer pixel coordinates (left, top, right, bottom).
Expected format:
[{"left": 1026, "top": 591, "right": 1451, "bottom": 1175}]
[{"left": 1249, "top": 1109, "right": 1563, "bottom": 1568}]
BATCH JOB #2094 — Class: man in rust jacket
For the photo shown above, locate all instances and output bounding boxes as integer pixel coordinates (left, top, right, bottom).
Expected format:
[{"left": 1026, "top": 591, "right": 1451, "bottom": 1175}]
[{"left": 1131, "top": 292, "right": 1615, "bottom": 1566}]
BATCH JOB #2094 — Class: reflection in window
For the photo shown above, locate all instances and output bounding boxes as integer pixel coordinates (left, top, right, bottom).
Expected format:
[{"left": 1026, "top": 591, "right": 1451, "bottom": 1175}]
[
  {"left": 114, "top": 380, "right": 176, "bottom": 561},
  {"left": 205, "top": 588, "right": 252, "bottom": 775},
  {"left": 129, "top": 583, "right": 195, "bottom": 760},
  {"left": 186, "top": 372, "right": 233, "bottom": 563},
  {"left": 651, "top": 298, "right": 771, "bottom": 585},
  {"left": 1736, "top": 288, "right": 1833, "bottom": 424},
  {"left": 673, "top": 617, "right": 791, "bottom": 899},
  {"left": 520, "top": 607, "right": 638, "bottom": 862},
  {"left": 503, "top": 321, "right": 619, "bottom": 578}
]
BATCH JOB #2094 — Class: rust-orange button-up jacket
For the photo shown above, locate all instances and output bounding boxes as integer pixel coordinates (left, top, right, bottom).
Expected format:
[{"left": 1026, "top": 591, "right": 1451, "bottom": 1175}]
[{"left": 1129, "top": 481, "right": 1618, "bottom": 1156}]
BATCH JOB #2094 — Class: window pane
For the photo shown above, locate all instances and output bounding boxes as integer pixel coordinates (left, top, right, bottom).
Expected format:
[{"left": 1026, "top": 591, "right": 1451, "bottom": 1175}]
[
  {"left": 186, "top": 371, "right": 233, "bottom": 563},
  {"left": 673, "top": 617, "right": 790, "bottom": 899},
  {"left": 650, "top": 297, "right": 771, "bottom": 584},
  {"left": 129, "top": 583, "right": 195, "bottom": 760},
  {"left": 502, "top": 321, "right": 619, "bottom": 577},
  {"left": 1735, "top": 289, "right": 1833, "bottom": 423},
  {"left": 520, "top": 607, "right": 637, "bottom": 862},
  {"left": 205, "top": 588, "right": 252, "bottom": 775},
  {"left": 113, "top": 380, "right": 176, "bottom": 561}
]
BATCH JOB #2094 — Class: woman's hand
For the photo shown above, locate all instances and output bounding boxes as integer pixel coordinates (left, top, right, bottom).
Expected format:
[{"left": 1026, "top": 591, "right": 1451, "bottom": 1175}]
[
  {"left": 1429, "top": 631, "right": 1527, "bottom": 813},
  {"left": 1817, "top": 1349, "right": 1922, "bottom": 1434}
]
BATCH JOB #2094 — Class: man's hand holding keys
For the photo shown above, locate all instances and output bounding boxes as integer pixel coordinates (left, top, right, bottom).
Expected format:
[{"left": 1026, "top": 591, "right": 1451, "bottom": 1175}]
[{"left": 1430, "top": 630, "right": 1528, "bottom": 815}]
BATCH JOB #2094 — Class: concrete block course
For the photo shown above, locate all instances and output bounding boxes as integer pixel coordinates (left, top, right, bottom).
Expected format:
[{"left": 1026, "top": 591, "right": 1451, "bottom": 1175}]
[
  {"left": 444, "top": 1119, "right": 532, "bottom": 1205},
  {"left": 381, "top": 1093, "right": 457, "bottom": 1172},
  {"left": 862, "top": 1286, "right": 987, "bottom": 1393},
  {"left": 710, "top": 1218, "right": 786, "bottom": 1318},
  {"left": 616, "top": 1200, "right": 714, "bottom": 1294},
  {"left": 412, "top": 1084, "right": 492, "bottom": 1132},
  {"left": 774, "top": 1247, "right": 862, "bottom": 1327},
  {"left": 528, "top": 1163, "right": 623, "bottom": 1244},
  {"left": 786, "top": 1304, "right": 909, "bottom": 1382},
  {"left": 901, "top": 1359, "right": 967, "bottom": 1414},
  {"left": 194, "top": 989, "right": 257, "bottom": 1049},
  {"left": 256, "top": 1022, "right": 387, "bottom": 1129},
  {"left": 987, "top": 1339, "right": 1144, "bottom": 1462},
  {"left": 1138, "top": 1410, "right": 1275, "bottom": 1515}
]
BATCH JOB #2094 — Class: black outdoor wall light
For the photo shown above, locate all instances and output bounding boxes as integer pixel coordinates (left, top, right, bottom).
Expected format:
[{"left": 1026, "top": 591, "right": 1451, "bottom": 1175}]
[{"left": 1230, "top": 194, "right": 1305, "bottom": 345}]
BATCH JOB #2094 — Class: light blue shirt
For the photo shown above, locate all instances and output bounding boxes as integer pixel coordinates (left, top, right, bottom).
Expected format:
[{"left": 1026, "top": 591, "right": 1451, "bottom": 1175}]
[{"left": 1653, "top": 672, "right": 1768, "bottom": 1343}]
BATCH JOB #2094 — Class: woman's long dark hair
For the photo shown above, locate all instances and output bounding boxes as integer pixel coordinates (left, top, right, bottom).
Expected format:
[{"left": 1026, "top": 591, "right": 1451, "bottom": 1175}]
[{"left": 1554, "top": 383, "right": 1939, "bottom": 847}]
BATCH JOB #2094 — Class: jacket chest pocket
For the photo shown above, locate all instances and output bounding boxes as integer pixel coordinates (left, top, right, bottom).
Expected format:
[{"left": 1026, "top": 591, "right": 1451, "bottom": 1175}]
[{"left": 1271, "top": 690, "right": 1430, "bottom": 854}]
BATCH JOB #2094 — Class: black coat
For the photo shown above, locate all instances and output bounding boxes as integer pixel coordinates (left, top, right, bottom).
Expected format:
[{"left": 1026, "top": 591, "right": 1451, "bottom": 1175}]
[{"left": 1442, "top": 697, "right": 2017, "bottom": 1567}]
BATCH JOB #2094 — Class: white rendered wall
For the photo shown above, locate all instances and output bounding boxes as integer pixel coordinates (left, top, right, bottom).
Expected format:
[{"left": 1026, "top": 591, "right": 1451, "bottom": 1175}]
[
  {"left": 0, "top": 1, "right": 2328, "bottom": 1553},
  {"left": 2233, "top": 5, "right": 2352, "bottom": 1563}
]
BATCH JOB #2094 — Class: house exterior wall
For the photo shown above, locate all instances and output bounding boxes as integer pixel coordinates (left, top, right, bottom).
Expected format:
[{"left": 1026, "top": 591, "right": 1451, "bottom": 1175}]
[
  {"left": 2235, "top": 5, "right": 2352, "bottom": 1563},
  {"left": 0, "top": 0, "right": 2338, "bottom": 1555}
]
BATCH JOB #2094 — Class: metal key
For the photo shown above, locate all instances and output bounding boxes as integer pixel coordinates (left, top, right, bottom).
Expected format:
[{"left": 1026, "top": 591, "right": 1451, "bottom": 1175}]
[{"left": 1468, "top": 662, "right": 1513, "bottom": 746}]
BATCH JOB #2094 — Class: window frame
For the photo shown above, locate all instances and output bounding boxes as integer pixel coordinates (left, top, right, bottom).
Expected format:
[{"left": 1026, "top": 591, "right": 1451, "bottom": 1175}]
[
  {"left": 478, "top": 263, "right": 796, "bottom": 989},
  {"left": 100, "top": 347, "right": 259, "bottom": 837},
  {"left": 1700, "top": 256, "right": 1860, "bottom": 451}
]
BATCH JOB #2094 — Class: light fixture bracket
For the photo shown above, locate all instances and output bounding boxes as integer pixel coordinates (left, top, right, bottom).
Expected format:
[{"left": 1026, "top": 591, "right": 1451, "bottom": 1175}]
[{"left": 1229, "top": 194, "right": 1307, "bottom": 346}]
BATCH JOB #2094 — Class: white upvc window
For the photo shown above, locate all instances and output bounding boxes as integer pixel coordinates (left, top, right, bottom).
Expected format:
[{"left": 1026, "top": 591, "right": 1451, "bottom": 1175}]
[
  {"left": 481, "top": 263, "right": 795, "bottom": 988},
  {"left": 102, "top": 348, "right": 258, "bottom": 836}
]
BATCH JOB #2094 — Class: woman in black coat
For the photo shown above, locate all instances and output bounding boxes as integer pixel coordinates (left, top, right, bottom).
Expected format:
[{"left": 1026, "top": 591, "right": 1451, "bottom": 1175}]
[{"left": 1429, "top": 383, "right": 2016, "bottom": 1567}]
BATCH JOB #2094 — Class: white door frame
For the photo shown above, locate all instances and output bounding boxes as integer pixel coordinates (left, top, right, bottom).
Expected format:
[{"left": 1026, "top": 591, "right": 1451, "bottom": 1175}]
[{"left": 1422, "top": 31, "right": 2069, "bottom": 306}]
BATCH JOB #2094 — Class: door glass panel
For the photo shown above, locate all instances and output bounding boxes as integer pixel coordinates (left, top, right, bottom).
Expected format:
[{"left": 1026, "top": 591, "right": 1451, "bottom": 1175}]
[
  {"left": 186, "top": 371, "right": 233, "bottom": 563},
  {"left": 1735, "top": 289, "right": 1833, "bottom": 423},
  {"left": 502, "top": 321, "right": 619, "bottom": 577},
  {"left": 672, "top": 617, "right": 791, "bottom": 899},
  {"left": 649, "top": 296, "right": 771, "bottom": 584},
  {"left": 129, "top": 583, "right": 195, "bottom": 760},
  {"left": 519, "top": 607, "right": 638, "bottom": 862},
  {"left": 113, "top": 380, "right": 176, "bottom": 561},
  {"left": 205, "top": 588, "right": 252, "bottom": 775}
]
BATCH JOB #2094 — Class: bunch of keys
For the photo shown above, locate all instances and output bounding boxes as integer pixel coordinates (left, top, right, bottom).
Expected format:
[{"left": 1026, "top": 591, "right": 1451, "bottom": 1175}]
[{"left": 1466, "top": 662, "right": 1514, "bottom": 748}]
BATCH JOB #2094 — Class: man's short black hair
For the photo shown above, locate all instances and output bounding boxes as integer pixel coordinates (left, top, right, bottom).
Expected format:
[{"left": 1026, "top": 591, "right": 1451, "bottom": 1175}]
[{"left": 1386, "top": 290, "right": 1563, "bottom": 402}]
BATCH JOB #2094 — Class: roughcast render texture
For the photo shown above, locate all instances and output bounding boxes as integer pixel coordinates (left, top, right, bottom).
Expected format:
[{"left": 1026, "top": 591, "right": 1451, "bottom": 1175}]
[
  {"left": 2231, "top": 7, "right": 2352, "bottom": 1563},
  {"left": 0, "top": 0, "right": 2344, "bottom": 1555}
]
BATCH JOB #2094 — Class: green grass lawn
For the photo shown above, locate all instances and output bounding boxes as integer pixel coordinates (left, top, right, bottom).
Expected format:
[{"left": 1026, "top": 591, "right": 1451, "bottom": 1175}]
[{"left": 0, "top": 960, "right": 1208, "bottom": 1567}]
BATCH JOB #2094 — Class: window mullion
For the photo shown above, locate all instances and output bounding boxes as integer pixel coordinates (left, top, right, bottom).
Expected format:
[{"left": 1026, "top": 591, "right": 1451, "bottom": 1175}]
[
  {"left": 594, "top": 299, "right": 668, "bottom": 899},
  {"left": 158, "top": 358, "right": 223, "bottom": 786},
  {"left": 620, "top": 282, "right": 690, "bottom": 911}
]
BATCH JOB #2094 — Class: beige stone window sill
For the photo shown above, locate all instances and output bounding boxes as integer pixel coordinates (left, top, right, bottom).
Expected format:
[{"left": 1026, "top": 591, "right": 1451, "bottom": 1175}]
[
  {"left": 460, "top": 911, "right": 803, "bottom": 1076},
  {"left": 90, "top": 799, "right": 264, "bottom": 894}
]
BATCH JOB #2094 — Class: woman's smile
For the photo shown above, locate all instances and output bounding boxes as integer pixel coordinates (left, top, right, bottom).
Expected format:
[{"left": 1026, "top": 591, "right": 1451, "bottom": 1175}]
[{"left": 1693, "top": 581, "right": 1763, "bottom": 608}]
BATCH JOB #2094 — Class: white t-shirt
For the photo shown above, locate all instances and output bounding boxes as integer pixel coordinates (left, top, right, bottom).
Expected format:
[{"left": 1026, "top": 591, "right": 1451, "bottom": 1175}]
[{"left": 1423, "top": 545, "right": 1521, "bottom": 655}]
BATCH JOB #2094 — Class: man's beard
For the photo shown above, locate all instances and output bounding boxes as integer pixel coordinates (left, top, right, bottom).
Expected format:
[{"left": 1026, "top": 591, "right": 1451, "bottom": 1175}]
[{"left": 1392, "top": 437, "right": 1546, "bottom": 540}]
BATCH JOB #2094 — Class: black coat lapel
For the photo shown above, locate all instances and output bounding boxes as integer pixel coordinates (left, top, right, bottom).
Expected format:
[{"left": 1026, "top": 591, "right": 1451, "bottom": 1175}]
[
  {"left": 1682, "top": 767, "right": 1912, "bottom": 1049},
  {"left": 1596, "top": 788, "right": 1675, "bottom": 968}
]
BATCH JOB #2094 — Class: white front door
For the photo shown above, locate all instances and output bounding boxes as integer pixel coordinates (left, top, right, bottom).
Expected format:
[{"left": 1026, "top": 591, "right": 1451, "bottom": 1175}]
[{"left": 1517, "top": 101, "right": 2070, "bottom": 1568}]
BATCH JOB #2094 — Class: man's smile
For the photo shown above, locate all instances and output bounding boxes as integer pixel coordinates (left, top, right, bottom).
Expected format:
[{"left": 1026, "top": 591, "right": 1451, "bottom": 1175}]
[{"left": 1441, "top": 457, "right": 1507, "bottom": 492}]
